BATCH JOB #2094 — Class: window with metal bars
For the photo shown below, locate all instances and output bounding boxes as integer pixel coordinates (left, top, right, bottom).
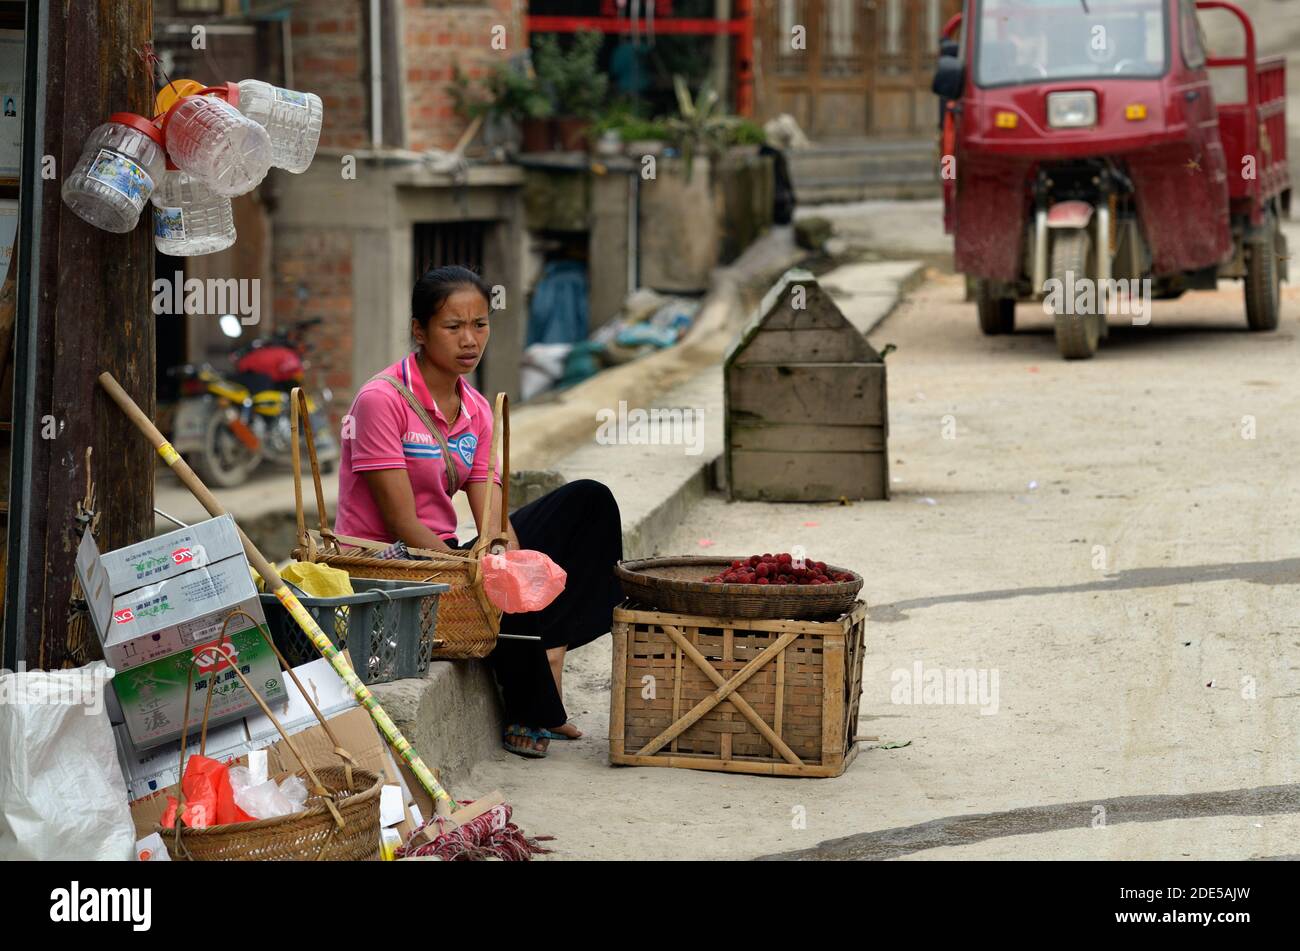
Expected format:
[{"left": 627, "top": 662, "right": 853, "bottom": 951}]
[{"left": 413, "top": 220, "right": 488, "bottom": 280}]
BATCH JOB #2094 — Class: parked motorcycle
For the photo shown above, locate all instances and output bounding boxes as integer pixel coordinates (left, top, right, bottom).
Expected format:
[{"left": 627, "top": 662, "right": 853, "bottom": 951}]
[{"left": 169, "top": 315, "right": 340, "bottom": 487}]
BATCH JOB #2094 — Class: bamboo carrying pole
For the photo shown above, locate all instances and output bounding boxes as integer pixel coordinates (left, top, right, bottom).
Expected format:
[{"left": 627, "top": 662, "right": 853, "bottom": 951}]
[{"left": 98, "top": 372, "right": 457, "bottom": 817}]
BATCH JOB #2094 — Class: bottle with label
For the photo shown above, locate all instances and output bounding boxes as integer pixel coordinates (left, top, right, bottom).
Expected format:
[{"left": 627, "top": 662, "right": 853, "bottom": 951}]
[
  {"left": 61, "top": 113, "right": 167, "bottom": 233},
  {"left": 163, "top": 83, "right": 272, "bottom": 198},
  {"left": 151, "top": 160, "right": 236, "bottom": 256},
  {"left": 235, "top": 79, "right": 324, "bottom": 174}
]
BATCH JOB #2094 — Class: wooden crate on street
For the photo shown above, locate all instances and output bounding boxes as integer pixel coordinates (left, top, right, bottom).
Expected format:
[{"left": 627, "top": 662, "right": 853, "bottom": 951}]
[
  {"left": 609, "top": 600, "right": 867, "bottom": 778},
  {"left": 724, "top": 268, "right": 889, "bottom": 501}
]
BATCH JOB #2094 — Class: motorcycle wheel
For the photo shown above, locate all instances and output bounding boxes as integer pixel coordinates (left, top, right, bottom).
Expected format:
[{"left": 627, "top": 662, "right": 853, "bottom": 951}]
[
  {"left": 193, "top": 410, "right": 262, "bottom": 488},
  {"left": 1244, "top": 207, "right": 1281, "bottom": 332},
  {"left": 1051, "top": 228, "right": 1103, "bottom": 360}
]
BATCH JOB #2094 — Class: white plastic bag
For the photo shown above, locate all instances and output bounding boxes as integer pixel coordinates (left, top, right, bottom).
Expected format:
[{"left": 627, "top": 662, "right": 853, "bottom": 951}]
[
  {"left": 0, "top": 661, "right": 135, "bottom": 860},
  {"left": 228, "top": 766, "right": 308, "bottom": 820}
]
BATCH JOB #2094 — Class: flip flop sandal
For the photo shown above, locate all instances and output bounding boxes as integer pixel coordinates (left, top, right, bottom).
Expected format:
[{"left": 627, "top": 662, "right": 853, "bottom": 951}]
[
  {"left": 539, "top": 727, "right": 581, "bottom": 741},
  {"left": 503, "top": 724, "right": 547, "bottom": 759}
]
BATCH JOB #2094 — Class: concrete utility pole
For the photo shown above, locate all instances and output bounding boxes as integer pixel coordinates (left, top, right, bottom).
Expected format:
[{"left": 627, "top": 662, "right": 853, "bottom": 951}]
[{"left": 12, "top": 0, "right": 156, "bottom": 668}]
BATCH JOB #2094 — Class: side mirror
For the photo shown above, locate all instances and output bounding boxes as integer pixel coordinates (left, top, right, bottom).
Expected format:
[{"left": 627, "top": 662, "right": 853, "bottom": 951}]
[{"left": 932, "top": 55, "right": 965, "bottom": 100}]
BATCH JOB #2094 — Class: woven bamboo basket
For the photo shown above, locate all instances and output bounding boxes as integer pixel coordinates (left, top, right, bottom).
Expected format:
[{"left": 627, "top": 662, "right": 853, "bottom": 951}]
[
  {"left": 615, "top": 556, "right": 863, "bottom": 620},
  {"left": 289, "top": 388, "right": 511, "bottom": 660},
  {"left": 610, "top": 601, "right": 869, "bottom": 777},
  {"left": 160, "top": 610, "right": 384, "bottom": 861}
]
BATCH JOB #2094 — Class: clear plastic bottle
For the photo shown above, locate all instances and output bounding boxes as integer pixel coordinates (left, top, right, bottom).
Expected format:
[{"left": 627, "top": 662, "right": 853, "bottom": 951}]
[
  {"left": 163, "top": 84, "right": 272, "bottom": 198},
  {"left": 151, "top": 162, "right": 236, "bottom": 256},
  {"left": 235, "top": 79, "right": 323, "bottom": 174},
  {"left": 61, "top": 113, "right": 167, "bottom": 233}
]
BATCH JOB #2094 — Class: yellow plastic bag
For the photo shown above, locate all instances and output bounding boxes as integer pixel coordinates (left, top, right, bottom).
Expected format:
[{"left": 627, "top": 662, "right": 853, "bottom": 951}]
[{"left": 279, "top": 561, "right": 355, "bottom": 599}]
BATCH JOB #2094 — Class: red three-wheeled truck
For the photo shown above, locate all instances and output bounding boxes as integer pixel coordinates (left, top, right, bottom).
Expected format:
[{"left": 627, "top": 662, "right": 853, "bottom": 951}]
[{"left": 934, "top": 0, "right": 1290, "bottom": 358}]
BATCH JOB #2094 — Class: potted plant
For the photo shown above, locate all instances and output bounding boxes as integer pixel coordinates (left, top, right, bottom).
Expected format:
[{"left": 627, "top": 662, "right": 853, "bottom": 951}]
[
  {"left": 452, "top": 59, "right": 553, "bottom": 153},
  {"left": 534, "top": 31, "right": 609, "bottom": 151},
  {"left": 636, "top": 78, "right": 776, "bottom": 292},
  {"left": 663, "top": 76, "right": 743, "bottom": 183},
  {"left": 590, "top": 102, "right": 671, "bottom": 155}
]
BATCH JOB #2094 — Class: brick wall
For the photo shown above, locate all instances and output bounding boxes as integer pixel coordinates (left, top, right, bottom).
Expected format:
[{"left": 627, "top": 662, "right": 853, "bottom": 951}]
[
  {"left": 402, "top": 0, "right": 525, "bottom": 152},
  {"left": 288, "top": 0, "right": 525, "bottom": 153},
  {"left": 272, "top": 227, "right": 355, "bottom": 414},
  {"left": 290, "top": 0, "right": 368, "bottom": 150}
]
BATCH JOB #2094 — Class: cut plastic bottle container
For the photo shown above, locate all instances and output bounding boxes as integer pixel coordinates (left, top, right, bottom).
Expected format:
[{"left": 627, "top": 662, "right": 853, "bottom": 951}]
[
  {"left": 164, "top": 84, "right": 272, "bottom": 198},
  {"left": 151, "top": 163, "right": 237, "bottom": 256},
  {"left": 235, "top": 79, "right": 323, "bottom": 173},
  {"left": 61, "top": 113, "right": 166, "bottom": 233}
]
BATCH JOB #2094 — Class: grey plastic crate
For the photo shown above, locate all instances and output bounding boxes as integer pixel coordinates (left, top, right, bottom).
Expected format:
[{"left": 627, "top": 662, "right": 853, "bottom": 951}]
[{"left": 259, "top": 577, "right": 450, "bottom": 685}]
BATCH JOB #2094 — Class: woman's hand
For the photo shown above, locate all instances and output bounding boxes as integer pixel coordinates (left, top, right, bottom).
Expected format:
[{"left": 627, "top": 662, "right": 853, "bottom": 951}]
[{"left": 466, "top": 479, "right": 520, "bottom": 551}]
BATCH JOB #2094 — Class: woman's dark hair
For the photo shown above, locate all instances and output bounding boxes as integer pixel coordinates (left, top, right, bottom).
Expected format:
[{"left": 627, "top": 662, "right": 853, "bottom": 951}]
[{"left": 411, "top": 265, "right": 491, "bottom": 329}]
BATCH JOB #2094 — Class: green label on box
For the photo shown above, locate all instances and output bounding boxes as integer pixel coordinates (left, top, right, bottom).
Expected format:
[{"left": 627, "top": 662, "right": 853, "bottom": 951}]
[{"left": 112, "top": 625, "right": 285, "bottom": 747}]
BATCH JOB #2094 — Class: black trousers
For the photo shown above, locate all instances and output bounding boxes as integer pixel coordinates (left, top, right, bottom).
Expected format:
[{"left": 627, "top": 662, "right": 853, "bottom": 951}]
[{"left": 458, "top": 479, "right": 624, "bottom": 727}]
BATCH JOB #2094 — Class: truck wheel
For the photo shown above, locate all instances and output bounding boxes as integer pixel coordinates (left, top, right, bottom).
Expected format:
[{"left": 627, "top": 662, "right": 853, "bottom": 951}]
[
  {"left": 976, "top": 282, "right": 1016, "bottom": 335},
  {"left": 1050, "top": 229, "right": 1102, "bottom": 360},
  {"left": 1244, "top": 209, "right": 1281, "bottom": 332}
]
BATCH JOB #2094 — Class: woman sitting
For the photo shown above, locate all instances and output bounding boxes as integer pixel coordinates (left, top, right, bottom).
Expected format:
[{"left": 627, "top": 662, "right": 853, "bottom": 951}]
[{"left": 334, "top": 265, "right": 625, "bottom": 758}]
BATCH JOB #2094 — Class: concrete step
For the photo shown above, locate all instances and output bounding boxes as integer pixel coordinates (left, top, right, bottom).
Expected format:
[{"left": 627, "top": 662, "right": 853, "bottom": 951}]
[{"left": 789, "top": 139, "right": 939, "bottom": 205}]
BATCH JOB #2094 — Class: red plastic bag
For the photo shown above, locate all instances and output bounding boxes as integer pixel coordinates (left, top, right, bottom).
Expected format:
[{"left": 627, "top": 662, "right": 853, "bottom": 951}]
[
  {"left": 482, "top": 550, "right": 567, "bottom": 613},
  {"left": 160, "top": 755, "right": 254, "bottom": 829}
]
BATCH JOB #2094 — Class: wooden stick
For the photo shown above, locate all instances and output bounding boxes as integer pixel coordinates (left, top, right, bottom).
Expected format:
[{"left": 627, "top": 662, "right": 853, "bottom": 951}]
[{"left": 98, "top": 371, "right": 457, "bottom": 817}]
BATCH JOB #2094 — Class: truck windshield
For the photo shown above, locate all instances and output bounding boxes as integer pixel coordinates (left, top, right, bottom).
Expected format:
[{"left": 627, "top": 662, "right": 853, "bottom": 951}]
[{"left": 975, "top": 0, "right": 1168, "bottom": 87}]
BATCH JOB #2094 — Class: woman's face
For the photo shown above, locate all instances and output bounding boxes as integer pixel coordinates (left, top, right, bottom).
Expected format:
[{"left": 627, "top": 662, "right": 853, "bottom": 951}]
[{"left": 413, "top": 287, "right": 490, "bottom": 378}]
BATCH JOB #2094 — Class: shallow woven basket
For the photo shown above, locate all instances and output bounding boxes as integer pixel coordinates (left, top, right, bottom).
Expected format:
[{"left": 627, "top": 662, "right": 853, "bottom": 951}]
[
  {"left": 290, "top": 388, "right": 512, "bottom": 660},
  {"left": 163, "top": 765, "right": 384, "bottom": 862},
  {"left": 615, "top": 556, "right": 864, "bottom": 620},
  {"left": 158, "top": 609, "right": 385, "bottom": 861}
]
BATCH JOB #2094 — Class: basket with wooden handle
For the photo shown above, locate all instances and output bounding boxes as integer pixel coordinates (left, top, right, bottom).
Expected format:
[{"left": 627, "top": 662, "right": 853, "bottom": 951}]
[
  {"left": 160, "top": 609, "right": 384, "bottom": 861},
  {"left": 289, "top": 387, "right": 510, "bottom": 660}
]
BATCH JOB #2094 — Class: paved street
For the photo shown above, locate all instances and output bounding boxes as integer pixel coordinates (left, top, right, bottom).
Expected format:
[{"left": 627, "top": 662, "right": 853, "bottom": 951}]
[{"left": 469, "top": 221, "right": 1300, "bottom": 859}]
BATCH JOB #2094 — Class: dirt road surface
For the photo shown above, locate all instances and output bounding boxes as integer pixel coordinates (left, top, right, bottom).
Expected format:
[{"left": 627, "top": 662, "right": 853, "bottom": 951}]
[{"left": 467, "top": 268, "right": 1300, "bottom": 860}]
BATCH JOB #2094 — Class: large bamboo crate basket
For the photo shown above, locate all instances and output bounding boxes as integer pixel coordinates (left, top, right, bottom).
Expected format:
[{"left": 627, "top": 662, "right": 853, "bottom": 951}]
[{"left": 609, "top": 600, "right": 867, "bottom": 778}]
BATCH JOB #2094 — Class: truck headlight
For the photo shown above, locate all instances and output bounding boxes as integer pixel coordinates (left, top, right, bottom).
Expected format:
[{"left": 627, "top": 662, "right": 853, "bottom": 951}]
[{"left": 1047, "top": 91, "right": 1097, "bottom": 128}]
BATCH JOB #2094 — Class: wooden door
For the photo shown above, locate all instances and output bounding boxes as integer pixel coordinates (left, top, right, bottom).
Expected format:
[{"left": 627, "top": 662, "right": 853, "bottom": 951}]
[
  {"left": 868, "top": 0, "right": 961, "bottom": 135},
  {"left": 757, "top": 0, "right": 962, "bottom": 139}
]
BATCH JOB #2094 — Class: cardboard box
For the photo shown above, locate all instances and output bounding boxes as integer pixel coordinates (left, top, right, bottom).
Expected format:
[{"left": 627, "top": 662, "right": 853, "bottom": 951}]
[
  {"left": 114, "top": 656, "right": 350, "bottom": 799},
  {"left": 110, "top": 626, "right": 287, "bottom": 749},
  {"left": 76, "top": 517, "right": 285, "bottom": 749},
  {"left": 78, "top": 513, "right": 245, "bottom": 603},
  {"left": 76, "top": 519, "right": 264, "bottom": 673}
]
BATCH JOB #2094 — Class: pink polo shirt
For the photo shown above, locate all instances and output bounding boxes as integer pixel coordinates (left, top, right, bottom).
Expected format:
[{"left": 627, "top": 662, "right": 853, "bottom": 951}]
[{"left": 335, "top": 353, "right": 501, "bottom": 544}]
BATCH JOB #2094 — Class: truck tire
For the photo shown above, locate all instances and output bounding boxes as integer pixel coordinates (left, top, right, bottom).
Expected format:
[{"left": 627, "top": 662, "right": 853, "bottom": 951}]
[
  {"left": 976, "top": 282, "right": 1016, "bottom": 335},
  {"left": 1051, "top": 228, "right": 1102, "bottom": 360},
  {"left": 1245, "top": 209, "right": 1281, "bottom": 332}
]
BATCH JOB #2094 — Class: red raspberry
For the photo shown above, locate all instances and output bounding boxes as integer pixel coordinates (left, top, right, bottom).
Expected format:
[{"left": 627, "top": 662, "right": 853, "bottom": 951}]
[
  {"left": 756, "top": 577, "right": 769, "bottom": 585},
  {"left": 777, "top": 553, "right": 792, "bottom": 565},
  {"left": 749, "top": 555, "right": 761, "bottom": 567}
]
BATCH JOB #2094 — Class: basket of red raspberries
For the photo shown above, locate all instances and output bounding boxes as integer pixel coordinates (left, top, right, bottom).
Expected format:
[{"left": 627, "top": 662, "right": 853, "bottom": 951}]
[{"left": 615, "top": 553, "right": 863, "bottom": 619}]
